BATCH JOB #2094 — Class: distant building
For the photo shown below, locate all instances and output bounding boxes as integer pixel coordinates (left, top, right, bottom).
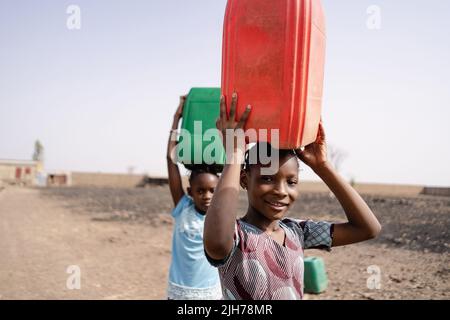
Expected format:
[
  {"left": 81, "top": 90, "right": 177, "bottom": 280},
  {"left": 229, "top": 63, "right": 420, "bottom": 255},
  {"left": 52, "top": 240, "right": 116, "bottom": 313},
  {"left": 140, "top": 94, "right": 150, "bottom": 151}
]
[
  {"left": 47, "top": 172, "right": 72, "bottom": 186},
  {"left": 0, "top": 159, "right": 39, "bottom": 186}
]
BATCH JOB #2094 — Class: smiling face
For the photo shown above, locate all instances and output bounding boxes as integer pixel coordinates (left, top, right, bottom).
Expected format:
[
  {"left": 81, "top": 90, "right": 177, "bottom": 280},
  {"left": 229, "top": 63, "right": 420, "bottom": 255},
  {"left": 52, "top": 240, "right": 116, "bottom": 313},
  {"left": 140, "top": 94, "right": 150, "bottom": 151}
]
[
  {"left": 241, "top": 152, "right": 300, "bottom": 221},
  {"left": 188, "top": 172, "right": 219, "bottom": 214}
]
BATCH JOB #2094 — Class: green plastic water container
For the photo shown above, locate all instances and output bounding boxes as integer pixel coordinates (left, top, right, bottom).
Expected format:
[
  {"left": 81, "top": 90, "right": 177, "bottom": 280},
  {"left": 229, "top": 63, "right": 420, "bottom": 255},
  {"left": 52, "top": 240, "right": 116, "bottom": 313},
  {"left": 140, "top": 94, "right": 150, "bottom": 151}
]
[
  {"left": 177, "top": 88, "right": 226, "bottom": 170},
  {"left": 304, "top": 256, "right": 328, "bottom": 294}
]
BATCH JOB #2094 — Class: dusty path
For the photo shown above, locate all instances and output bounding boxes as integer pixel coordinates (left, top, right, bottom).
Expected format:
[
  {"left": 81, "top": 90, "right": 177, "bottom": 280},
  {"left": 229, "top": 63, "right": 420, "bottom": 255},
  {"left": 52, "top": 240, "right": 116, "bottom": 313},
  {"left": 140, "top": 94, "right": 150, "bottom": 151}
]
[
  {"left": 0, "top": 187, "right": 170, "bottom": 300},
  {"left": 1, "top": 186, "right": 448, "bottom": 300}
]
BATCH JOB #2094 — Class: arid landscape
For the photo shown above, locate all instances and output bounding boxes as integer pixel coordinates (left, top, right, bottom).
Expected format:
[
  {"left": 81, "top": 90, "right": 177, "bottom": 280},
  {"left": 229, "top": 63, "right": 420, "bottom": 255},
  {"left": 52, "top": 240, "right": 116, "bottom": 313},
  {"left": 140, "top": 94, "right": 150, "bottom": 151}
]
[{"left": 0, "top": 185, "right": 449, "bottom": 300}]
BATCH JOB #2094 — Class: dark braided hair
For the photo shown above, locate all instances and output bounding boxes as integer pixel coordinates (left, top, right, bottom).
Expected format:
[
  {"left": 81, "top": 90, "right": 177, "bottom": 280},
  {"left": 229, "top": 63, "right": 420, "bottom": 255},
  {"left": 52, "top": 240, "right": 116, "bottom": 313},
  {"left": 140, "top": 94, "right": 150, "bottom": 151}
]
[
  {"left": 188, "top": 164, "right": 220, "bottom": 184},
  {"left": 243, "top": 142, "right": 299, "bottom": 172}
]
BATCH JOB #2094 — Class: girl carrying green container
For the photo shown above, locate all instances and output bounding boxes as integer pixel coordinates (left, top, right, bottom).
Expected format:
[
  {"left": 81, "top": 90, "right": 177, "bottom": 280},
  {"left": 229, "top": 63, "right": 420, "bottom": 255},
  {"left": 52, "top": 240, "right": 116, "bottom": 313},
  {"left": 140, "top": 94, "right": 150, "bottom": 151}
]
[{"left": 166, "top": 95, "right": 222, "bottom": 300}]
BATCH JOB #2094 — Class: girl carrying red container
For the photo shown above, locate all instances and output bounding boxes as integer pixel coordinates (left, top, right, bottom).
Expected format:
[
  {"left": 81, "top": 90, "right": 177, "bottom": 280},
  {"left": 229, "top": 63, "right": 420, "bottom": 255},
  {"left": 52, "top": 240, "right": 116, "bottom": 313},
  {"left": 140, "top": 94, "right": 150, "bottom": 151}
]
[{"left": 204, "top": 93, "right": 381, "bottom": 300}]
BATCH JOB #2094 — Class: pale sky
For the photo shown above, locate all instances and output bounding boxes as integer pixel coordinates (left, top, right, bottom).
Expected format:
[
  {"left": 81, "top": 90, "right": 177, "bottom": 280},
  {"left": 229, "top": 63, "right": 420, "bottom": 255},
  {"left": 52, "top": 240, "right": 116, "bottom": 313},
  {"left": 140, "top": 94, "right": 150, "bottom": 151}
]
[{"left": 1, "top": 0, "right": 449, "bottom": 186}]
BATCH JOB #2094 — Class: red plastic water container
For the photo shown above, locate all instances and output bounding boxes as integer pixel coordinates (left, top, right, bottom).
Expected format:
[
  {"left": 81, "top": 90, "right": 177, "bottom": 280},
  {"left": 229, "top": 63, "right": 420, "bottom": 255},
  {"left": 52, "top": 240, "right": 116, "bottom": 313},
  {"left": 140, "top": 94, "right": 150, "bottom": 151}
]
[{"left": 221, "top": 0, "right": 326, "bottom": 148}]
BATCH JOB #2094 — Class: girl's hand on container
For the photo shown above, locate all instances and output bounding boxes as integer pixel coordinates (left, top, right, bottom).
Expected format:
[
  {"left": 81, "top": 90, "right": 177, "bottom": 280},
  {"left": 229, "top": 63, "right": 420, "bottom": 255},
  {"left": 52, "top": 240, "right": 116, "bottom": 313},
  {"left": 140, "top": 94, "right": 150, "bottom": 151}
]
[
  {"left": 216, "top": 92, "right": 251, "bottom": 155},
  {"left": 296, "top": 120, "right": 329, "bottom": 171},
  {"left": 174, "top": 95, "right": 187, "bottom": 120}
]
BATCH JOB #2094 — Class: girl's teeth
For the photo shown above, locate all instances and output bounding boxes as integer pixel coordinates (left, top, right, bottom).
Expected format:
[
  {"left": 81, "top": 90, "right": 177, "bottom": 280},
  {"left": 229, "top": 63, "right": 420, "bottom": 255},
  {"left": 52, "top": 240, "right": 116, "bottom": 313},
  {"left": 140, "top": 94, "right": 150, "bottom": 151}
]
[{"left": 269, "top": 202, "right": 282, "bottom": 207}]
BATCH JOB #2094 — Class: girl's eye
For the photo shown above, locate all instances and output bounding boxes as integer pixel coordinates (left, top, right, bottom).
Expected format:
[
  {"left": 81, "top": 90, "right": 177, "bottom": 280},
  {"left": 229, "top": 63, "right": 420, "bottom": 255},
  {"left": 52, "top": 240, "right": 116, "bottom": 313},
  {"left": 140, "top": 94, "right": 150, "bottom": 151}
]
[
  {"left": 288, "top": 180, "right": 298, "bottom": 186},
  {"left": 261, "top": 176, "right": 273, "bottom": 182}
]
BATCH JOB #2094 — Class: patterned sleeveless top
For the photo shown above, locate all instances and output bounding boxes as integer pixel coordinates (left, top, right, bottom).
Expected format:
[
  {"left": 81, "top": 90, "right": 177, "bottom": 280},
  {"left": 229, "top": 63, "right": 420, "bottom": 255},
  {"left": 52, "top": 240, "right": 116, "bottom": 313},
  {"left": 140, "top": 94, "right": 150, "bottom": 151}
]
[{"left": 206, "top": 218, "right": 333, "bottom": 300}]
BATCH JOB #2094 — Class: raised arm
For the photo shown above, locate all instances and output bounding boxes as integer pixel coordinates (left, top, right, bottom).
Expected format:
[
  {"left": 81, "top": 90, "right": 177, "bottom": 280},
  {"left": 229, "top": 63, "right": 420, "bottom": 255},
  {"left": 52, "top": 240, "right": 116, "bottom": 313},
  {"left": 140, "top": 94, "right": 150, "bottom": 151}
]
[
  {"left": 166, "top": 95, "right": 187, "bottom": 206},
  {"left": 296, "top": 121, "right": 381, "bottom": 247},
  {"left": 204, "top": 93, "right": 251, "bottom": 260}
]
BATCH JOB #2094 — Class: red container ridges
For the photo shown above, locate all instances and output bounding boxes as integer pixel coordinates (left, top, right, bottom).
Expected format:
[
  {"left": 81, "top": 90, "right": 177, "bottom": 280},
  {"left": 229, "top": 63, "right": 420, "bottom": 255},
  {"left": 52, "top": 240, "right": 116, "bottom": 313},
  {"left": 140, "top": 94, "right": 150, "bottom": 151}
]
[{"left": 221, "top": 0, "right": 326, "bottom": 148}]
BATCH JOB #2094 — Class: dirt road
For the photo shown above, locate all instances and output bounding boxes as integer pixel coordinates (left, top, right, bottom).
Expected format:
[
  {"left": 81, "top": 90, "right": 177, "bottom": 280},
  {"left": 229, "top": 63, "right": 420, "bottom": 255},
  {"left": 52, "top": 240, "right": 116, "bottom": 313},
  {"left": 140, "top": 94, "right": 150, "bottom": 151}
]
[
  {"left": 0, "top": 187, "right": 170, "bottom": 299},
  {"left": 0, "top": 186, "right": 449, "bottom": 300}
]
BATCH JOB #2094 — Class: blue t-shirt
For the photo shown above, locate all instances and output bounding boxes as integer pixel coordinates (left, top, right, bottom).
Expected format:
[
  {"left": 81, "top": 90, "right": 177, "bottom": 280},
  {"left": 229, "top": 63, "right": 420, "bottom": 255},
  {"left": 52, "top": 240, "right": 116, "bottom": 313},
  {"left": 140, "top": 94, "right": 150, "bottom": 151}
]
[{"left": 167, "top": 195, "right": 221, "bottom": 299}]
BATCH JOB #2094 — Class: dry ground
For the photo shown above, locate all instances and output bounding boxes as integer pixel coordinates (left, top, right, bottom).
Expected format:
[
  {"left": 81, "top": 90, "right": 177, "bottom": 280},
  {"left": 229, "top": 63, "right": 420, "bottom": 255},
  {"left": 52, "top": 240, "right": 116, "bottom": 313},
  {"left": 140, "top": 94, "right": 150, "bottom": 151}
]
[{"left": 0, "top": 185, "right": 448, "bottom": 300}]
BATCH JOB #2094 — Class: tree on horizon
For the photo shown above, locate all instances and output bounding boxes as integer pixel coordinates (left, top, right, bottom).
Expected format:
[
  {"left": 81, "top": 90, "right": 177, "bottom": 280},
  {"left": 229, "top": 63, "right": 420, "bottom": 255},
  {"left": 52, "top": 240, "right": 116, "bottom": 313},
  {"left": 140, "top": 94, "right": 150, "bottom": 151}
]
[{"left": 32, "top": 140, "right": 44, "bottom": 162}]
